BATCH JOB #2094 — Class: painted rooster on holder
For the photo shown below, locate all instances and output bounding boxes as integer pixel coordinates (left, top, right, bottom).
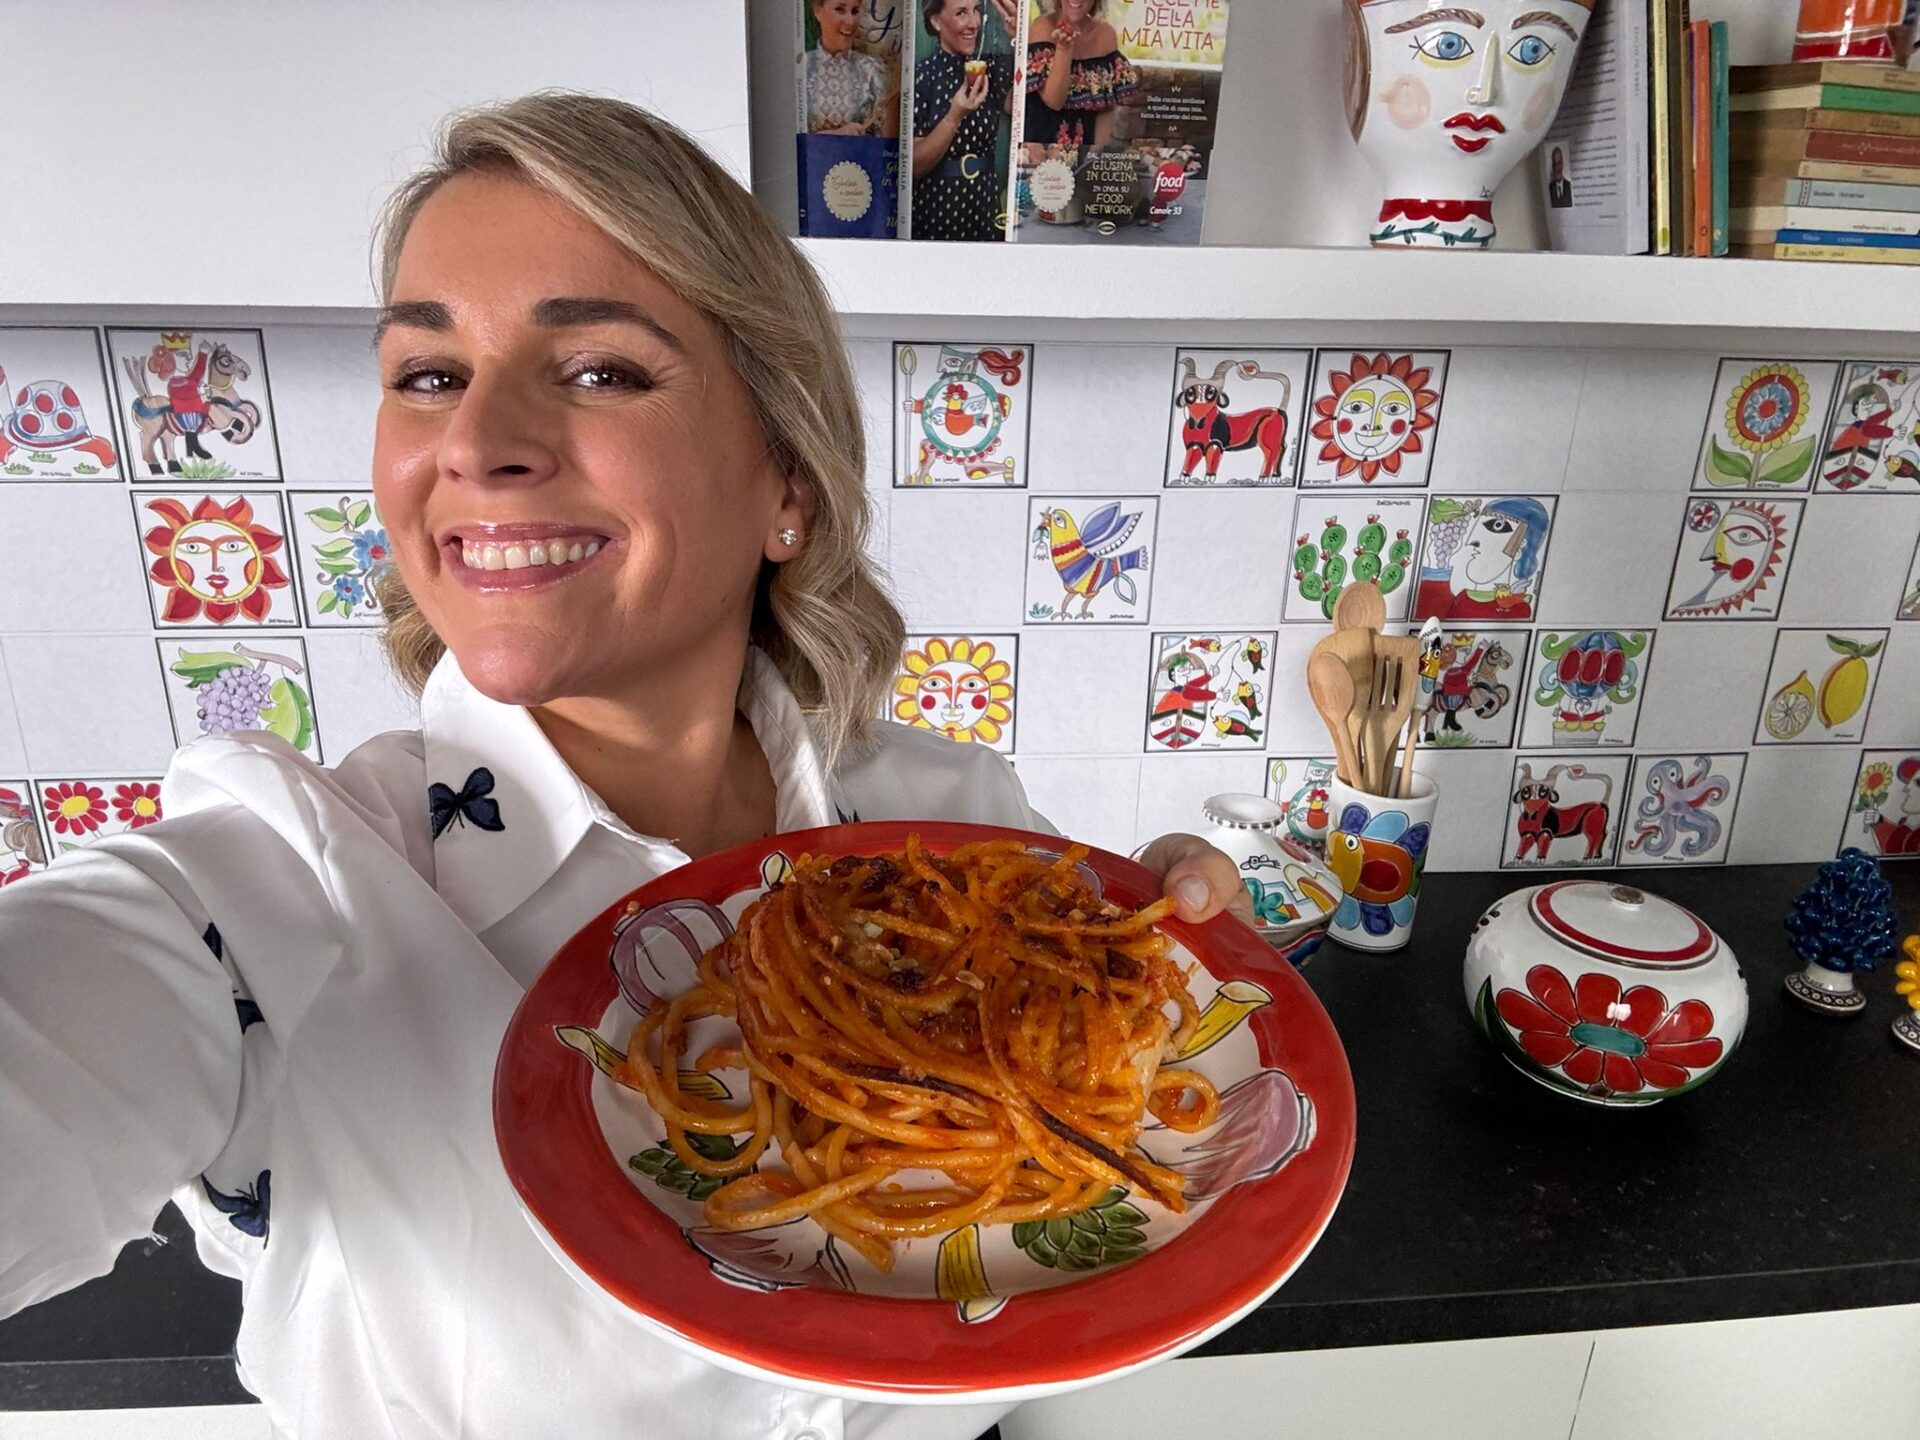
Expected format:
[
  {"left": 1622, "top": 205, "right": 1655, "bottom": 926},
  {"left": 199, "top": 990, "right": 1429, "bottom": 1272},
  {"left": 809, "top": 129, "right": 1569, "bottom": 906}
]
[{"left": 1033, "top": 502, "right": 1150, "bottom": 620}]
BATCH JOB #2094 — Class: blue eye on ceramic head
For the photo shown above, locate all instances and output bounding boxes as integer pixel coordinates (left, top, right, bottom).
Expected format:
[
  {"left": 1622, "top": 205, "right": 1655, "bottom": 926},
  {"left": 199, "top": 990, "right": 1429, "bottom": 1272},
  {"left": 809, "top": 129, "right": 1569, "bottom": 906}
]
[
  {"left": 1508, "top": 34, "right": 1553, "bottom": 65},
  {"left": 1415, "top": 29, "right": 1473, "bottom": 61}
]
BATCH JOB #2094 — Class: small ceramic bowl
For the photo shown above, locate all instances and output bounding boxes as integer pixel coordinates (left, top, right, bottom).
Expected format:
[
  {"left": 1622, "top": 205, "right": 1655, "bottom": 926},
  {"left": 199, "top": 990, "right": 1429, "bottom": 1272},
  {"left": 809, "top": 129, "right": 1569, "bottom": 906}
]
[
  {"left": 1464, "top": 879, "right": 1747, "bottom": 1106},
  {"left": 1197, "top": 793, "right": 1346, "bottom": 966}
]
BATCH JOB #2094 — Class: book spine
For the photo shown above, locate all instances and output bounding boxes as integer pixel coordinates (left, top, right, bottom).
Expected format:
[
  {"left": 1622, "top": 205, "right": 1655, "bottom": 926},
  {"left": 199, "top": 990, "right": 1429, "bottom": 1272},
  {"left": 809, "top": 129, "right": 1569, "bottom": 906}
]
[
  {"left": 1732, "top": 62, "right": 1920, "bottom": 94},
  {"left": 1711, "top": 21, "right": 1729, "bottom": 255},
  {"left": 1692, "top": 19, "right": 1711, "bottom": 256},
  {"left": 1773, "top": 241, "right": 1920, "bottom": 261},
  {"left": 1742, "top": 203, "right": 1920, "bottom": 232},
  {"left": 1651, "top": 0, "right": 1672, "bottom": 253},
  {"left": 1776, "top": 226, "right": 1920, "bottom": 246},
  {"left": 1779, "top": 176, "right": 1920, "bottom": 208},
  {"left": 1803, "top": 128, "right": 1920, "bottom": 164}
]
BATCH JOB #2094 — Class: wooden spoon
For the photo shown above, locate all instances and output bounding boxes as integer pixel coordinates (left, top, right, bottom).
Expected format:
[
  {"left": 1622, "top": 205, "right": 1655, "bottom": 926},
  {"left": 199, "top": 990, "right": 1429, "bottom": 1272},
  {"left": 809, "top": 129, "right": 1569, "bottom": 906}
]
[
  {"left": 1332, "top": 579, "right": 1387, "bottom": 635},
  {"left": 1313, "top": 631, "right": 1376, "bottom": 783},
  {"left": 1306, "top": 650, "right": 1364, "bottom": 788}
]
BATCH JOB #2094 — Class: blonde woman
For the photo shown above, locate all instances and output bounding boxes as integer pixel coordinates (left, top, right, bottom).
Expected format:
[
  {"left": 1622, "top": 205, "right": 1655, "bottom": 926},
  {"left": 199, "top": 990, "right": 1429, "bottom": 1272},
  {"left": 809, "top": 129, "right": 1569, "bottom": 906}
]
[{"left": 0, "top": 94, "right": 1249, "bottom": 1439}]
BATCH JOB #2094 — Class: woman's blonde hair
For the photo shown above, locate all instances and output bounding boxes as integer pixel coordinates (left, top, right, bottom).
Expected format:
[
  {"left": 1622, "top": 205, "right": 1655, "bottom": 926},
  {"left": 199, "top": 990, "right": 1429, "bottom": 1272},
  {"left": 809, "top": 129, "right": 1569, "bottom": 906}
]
[{"left": 370, "top": 91, "right": 904, "bottom": 769}]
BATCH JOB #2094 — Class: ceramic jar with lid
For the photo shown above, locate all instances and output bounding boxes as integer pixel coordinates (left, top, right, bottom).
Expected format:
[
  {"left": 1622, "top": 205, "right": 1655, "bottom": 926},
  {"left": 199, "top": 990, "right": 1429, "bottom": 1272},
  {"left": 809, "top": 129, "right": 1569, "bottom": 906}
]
[
  {"left": 1196, "top": 793, "right": 1345, "bottom": 967},
  {"left": 1464, "top": 879, "right": 1747, "bottom": 1106}
]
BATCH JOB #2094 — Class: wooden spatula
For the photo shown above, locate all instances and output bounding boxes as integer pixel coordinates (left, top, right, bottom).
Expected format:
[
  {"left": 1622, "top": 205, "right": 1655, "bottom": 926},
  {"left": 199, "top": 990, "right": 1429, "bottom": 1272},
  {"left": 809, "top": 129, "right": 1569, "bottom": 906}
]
[{"left": 1306, "top": 650, "right": 1363, "bottom": 788}]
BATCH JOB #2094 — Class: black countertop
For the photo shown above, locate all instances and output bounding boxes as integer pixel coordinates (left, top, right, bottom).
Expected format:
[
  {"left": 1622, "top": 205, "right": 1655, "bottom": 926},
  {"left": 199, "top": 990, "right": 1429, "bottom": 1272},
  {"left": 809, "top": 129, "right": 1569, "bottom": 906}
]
[{"left": 4, "top": 864, "right": 1917, "bottom": 1409}]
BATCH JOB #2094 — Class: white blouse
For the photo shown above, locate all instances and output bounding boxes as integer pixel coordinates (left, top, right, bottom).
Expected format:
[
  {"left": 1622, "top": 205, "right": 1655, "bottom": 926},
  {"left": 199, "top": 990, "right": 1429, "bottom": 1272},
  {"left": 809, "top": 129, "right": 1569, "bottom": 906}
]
[{"left": 0, "top": 648, "right": 1054, "bottom": 1440}]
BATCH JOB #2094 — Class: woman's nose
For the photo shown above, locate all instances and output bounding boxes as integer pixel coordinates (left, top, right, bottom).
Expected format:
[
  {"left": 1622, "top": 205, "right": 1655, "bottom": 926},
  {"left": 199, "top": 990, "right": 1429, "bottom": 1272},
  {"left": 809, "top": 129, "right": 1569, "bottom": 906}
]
[{"left": 435, "top": 372, "right": 562, "bottom": 489}]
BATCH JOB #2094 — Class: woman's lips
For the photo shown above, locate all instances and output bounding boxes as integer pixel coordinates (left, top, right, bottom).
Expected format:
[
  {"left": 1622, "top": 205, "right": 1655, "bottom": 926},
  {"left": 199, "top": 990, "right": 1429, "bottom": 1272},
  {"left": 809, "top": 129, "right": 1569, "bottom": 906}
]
[{"left": 442, "top": 533, "right": 613, "bottom": 592}]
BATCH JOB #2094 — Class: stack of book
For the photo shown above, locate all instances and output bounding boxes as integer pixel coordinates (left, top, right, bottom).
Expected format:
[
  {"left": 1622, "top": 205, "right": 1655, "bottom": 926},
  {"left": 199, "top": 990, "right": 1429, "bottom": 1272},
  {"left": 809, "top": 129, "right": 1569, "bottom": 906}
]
[{"left": 1728, "top": 62, "right": 1920, "bottom": 263}]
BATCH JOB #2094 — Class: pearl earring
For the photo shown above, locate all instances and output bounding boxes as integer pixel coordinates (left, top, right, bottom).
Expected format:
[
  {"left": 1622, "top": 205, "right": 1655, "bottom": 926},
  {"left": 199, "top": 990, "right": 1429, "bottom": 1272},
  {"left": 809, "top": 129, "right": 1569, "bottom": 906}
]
[{"left": 778, "top": 527, "right": 800, "bottom": 547}]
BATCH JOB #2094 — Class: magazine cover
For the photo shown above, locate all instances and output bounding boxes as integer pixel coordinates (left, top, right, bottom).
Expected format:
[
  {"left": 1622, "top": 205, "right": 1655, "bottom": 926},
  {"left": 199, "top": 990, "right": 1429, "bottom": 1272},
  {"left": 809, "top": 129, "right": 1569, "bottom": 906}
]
[
  {"left": 796, "top": 0, "right": 904, "bottom": 238},
  {"left": 900, "top": 0, "right": 1027, "bottom": 240},
  {"left": 1010, "top": 0, "right": 1230, "bottom": 245}
]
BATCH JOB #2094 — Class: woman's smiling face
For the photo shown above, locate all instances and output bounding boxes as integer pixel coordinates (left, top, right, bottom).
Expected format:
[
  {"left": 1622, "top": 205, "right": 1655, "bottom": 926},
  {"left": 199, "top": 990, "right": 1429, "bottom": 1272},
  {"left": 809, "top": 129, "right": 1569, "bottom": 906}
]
[{"left": 373, "top": 172, "right": 803, "bottom": 708}]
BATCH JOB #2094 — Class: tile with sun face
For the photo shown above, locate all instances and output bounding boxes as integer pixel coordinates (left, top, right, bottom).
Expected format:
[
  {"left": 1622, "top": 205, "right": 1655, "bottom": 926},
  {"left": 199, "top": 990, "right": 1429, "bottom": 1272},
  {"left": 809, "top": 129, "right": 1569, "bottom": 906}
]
[
  {"left": 105, "top": 327, "right": 282, "bottom": 481},
  {"left": 0, "top": 327, "right": 123, "bottom": 480},
  {"left": 1663, "top": 495, "right": 1803, "bottom": 621},
  {"left": 31, "top": 777, "right": 166, "bottom": 856},
  {"left": 1297, "top": 348, "right": 1449, "bottom": 488},
  {"left": 1162, "top": 347, "right": 1312, "bottom": 487},
  {"left": 1144, "top": 631, "right": 1276, "bottom": 752},
  {"left": 891, "top": 342, "right": 1032, "bottom": 487},
  {"left": 889, "top": 635, "right": 1018, "bottom": 752},
  {"left": 133, "top": 490, "right": 301, "bottom": 629},
  {"left": 0, "top": 779, "right": 48, "bottom": 888}
]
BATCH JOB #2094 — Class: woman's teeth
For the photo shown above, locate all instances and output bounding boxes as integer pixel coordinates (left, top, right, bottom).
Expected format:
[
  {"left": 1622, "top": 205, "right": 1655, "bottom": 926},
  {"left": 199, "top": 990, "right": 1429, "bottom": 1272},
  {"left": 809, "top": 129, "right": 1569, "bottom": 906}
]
[{"left": 461, "top": 538, "right": 602, "bottom": 571}]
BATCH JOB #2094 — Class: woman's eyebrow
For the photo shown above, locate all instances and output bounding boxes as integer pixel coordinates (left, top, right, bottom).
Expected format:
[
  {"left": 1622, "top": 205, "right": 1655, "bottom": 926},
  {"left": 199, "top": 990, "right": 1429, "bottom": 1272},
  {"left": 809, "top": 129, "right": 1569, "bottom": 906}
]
[
  {"left": 532, "top": 297, "right": 686, "bottom": 354},
  {"left": 372, "top": 299, "right": 452, "bottom": 347},
  {"left": 1384, "top": 7, "right": 1486, "bottom": 32},
  {"left": 1513, "top": 10, "right": 1580, "bottom": 39}
]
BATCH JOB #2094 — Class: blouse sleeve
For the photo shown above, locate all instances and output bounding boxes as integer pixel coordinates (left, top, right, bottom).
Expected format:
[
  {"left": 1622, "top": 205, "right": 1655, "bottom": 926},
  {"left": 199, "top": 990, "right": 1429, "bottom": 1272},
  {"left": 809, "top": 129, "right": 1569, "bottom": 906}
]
[
  {"left": 0, "top": 843, "right": 241, "bottom": 1319},
  {"left": 1025, "top": 40, "right": 1058, "bottom": 93},
  {"left": 913, "top": 58, "right": 945, "bottom": 136}
]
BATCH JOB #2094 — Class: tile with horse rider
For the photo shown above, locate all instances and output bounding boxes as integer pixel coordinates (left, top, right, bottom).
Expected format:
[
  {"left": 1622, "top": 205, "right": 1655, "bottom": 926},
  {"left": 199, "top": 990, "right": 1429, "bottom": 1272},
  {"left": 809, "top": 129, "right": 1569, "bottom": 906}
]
[
  {"left": 1282, "top": 492, "right": 1426, "bottom": 623},
  {"left": 1412, "top": 494, "right": 1557, "bottom": 624},
  {"left": 131, "top": 490, "right": 301, "bottom": 629},
  {"left": 1617, "top": 753, "right": 1746, "bottom": 868},
  {"left": 891, "top": 341, "right": 1032, "bottom": 487},
  {"left": 1499, "top": 752, "right": 1631, "bottom": 870},
  {"left": 1142, "top": 630, "right": 1277, "bottom": 753},
  {"left": 155, "top": 635, "right": 325, "bottom": 765},
  {"left": 105, "top": 328, "right": 283, "bottom": 482},
  {"left": 0, "top": 779, "right": 48, "bottom": 889},
  {"left": 1814, "top": 357, "right": 1920, "bottom": 493},
  {"left": 1692, "top": 358, "right": 1838, "bottom": 493},
  {"left": 1518, "top": 628, "right": 1655, "bottom": 750},
  {"left": 1409, "top": 625, "right": 1529, "bottom": 750},
  {"left": 889, "top": 634, "right": 1019, "bottom": 753},
  {"left": 1161, "top": 347, "right": 1312, "bottom": 487},
  {"left": 1297, "top": 348, "right": 1450, "bottom": 489},
  {"left": 1025, "top": 495, "right": 1157, "bottom": 624},
  {"left": 0, "top": 327, "right": 123, "bottom": 480}
]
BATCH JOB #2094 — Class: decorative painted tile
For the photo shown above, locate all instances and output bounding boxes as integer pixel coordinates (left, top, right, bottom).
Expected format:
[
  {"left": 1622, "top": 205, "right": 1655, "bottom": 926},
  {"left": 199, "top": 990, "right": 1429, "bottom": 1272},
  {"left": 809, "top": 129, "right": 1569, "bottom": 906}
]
[
  {"left": 1282, "top": 493, "right": 1425, "bottom": 623},
  {"left": 31, "top": 777, "right": 166, "bottom": 856},
  {"left": 1692, "top": 358, "right": 1838, "bottom": 492},
  {"left": 891, "top": 341, "right": 1032, "bottom": 487},
  {"left": 1663, "top": 496, "right": 1803, "bottom": 621},
  {"left": 1143, "top": 631, "right": 1276, "bottom": 753},
  {"left": 1025, "top": 496, "right": 1156, "bottom": 624},
  {"left": 1412, "top": 626, "right": 1528, "bottom": 749},
  {"left": 1500, "top": 753, "right": 1631, "bottom": 869},
  {"left": 133, "top": 490, "right": 300, "bottom": 628},
  {"left": 1840, "top": 749, "right": 1920, "bottom": 858},
  {"left": 289, "top": 490, "right": 390, "bottom": 627},
  {"left": 1412, "top": 495, "right": 1556, "bottom": 623},
  {"left": 1519, "top": 628, "right": 1654, "bottom": 749},
  {"left": 0, "top": 327, "right": 123, "bottom": 480},
  {"left": 0, "top": 779, "right": 47, "bottom": 887},
  {"left": 1815, "top": 358, "right": 1920, "bottom": 492},
  {"left": 1161, "top": 348, "right": 1312, "bottom": 487},
  {"left": 1899, "top": 535, "right": 1920, "bottom": 621},
  {"left": 1618, "top": 753, "right": 1746, "bottom": 866},
  {"left": 1754, "top": 628, "right": 1887, "bottom": 746},
  {"left": 1265, "top": 756, "right": 1338, "bottom": 853},
  {"left": 105, "top": 328, "right": 283, "bottom": 481},
  {"left": 157, "top": 636, "right": 324, "bottom": 764},
  {"left": 1298, "top": 349, "right": 1449, "bottom": 488},
  {"left": 889, "top": 634, "right": 1018, "bottom": 753}
]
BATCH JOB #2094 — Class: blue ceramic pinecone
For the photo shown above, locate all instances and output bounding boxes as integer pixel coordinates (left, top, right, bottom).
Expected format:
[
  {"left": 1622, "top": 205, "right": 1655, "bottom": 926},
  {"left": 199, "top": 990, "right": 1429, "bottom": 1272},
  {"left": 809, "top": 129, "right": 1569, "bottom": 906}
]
[{"left": 1784, "top": 847, "right": 1897, "bottom": 975}]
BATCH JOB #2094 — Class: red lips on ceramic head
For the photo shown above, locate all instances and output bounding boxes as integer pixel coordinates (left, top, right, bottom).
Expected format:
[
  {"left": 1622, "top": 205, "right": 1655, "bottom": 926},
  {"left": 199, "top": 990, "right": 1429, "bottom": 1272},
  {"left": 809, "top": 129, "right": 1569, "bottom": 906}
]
[{"left": 1444, "top": 114, "right": 1507, "bottom": 133}]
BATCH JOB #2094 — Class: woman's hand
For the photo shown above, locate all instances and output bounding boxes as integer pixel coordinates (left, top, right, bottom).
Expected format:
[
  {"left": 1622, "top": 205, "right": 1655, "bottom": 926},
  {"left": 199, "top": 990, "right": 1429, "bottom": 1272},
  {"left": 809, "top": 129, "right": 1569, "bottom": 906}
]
[
  {"left": 989, "top": 0, "right": 1019, "bottom": 36},
  {"left": 948, "top": 69, "right": 990, "bottom": 117},
  {"left": 1135, "top": 833, "right": 1256, "bottom": 926}
]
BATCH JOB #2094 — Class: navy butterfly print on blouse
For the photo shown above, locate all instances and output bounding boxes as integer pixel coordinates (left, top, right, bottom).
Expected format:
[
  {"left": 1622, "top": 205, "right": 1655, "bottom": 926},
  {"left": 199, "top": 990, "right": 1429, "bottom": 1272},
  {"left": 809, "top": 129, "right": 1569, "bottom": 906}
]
[
  {"left": 203, "top": 1169, "right": 271, "bottom": 1242},
  {"left": 835, "top": 804, "right": 861, "bottom": 824},
  {"left": 429, "top": 767, "right": 505, "bottom": 840},
  {"left": 205, "top": 923, "right": 264, "bottom": 1031}
]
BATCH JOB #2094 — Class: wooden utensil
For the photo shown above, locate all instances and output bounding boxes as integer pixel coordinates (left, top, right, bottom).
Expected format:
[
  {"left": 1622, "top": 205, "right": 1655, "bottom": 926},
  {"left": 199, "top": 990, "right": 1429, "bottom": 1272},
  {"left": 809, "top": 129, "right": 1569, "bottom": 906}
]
[
  {"left": 1306, "top": 650, "right": 1363, "bottom": 787},
  {"left": 1332, "top": 579, "right": 1386, "bottom": 635},
  {"left": 1397, "top": 618, "right": 1441, "bottom": 798},
  {"left": 1373, "top": 634, "right": 1422, "bottom": 798},
  {"left": 1312, "top": 630, "right": 1376, "bottom": 784}
]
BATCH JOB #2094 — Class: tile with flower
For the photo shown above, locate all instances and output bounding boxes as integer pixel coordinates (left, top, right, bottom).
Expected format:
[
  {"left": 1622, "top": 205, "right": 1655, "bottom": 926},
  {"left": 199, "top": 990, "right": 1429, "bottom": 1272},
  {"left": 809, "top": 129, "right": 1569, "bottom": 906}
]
[
  {"left": 0, "top": 779, "right": 48, "bottom": 887},
  {"left": 290, "top": 491, "right": 389, "bottom": 627},
  {"left": 1692, "top": 358, "right": 1837, "bottom": 492},
  {"left": 889, "top": 635, "right": 1017, "bottom": 753},
  {"left": 1841, "top": 749, "right": 1920, "bottom": 858},
  {"left": 156, "top": 637, "right": 324, "bottom": 764},
  {"left": 32, "top": 777, "right": 166, "bottom": 856},
  {"left": 1143, "top": 631, "right": 1275, "bottom": 752},
  {"left": 1815, "top": 357, "right": 1920, "bottom": 492},
  {"left": 0, "top": 327, "right": 124, "bottom": 481},
  {"left": 1618, "top": 753, "right": 1746, "bottom": 867},
  {"left": 1297, "top": 349, "right": 1449, "bottom": 489},
  {"left": 104, "top": 327, "right": 282, "bottom": 481},
  {"left": 133, "top": 490, "right": 300, "bottom": 629}
]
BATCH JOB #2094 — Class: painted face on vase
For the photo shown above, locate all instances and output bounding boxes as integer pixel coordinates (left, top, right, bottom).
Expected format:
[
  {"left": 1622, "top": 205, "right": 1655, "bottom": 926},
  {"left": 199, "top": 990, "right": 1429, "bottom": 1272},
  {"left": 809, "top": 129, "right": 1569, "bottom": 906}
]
[{"left": 1345, "top": 0, "right": 1593, "bottom": 248}]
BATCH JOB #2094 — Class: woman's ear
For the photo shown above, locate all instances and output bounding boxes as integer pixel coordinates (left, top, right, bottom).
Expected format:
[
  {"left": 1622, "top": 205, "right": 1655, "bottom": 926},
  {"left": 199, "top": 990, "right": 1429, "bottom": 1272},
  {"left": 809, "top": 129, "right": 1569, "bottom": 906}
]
[{"left": 767, "top": 467, "right": 817, "bottom": 562}]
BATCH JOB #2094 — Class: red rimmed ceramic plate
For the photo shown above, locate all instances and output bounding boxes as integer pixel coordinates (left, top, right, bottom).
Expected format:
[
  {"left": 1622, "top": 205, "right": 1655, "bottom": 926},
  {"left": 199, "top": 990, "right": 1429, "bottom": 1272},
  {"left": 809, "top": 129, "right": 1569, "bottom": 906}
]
[{"left": 494, "top": 821, "right": 1355, "bottom": 1404}]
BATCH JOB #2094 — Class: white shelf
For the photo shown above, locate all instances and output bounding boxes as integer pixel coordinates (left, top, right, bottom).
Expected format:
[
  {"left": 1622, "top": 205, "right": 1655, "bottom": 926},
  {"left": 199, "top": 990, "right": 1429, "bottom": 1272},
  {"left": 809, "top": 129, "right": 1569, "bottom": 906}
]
[{"left": 802, "top": 238, "right": 1920, "bottom": 341}]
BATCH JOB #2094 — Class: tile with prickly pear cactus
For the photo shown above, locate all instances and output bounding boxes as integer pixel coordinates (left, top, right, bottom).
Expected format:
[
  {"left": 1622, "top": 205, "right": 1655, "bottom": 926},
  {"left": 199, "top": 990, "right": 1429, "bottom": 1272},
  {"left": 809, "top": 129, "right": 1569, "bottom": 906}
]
[
  {"left": 1755, "top": 628, "right": 1887, "bottom": 746},
  {"left": 1298, "top": 349, "right": 1449, "bottom": 488},
  {"left": 1282, "top": 493, "right": 1425, "bottom": 622}
]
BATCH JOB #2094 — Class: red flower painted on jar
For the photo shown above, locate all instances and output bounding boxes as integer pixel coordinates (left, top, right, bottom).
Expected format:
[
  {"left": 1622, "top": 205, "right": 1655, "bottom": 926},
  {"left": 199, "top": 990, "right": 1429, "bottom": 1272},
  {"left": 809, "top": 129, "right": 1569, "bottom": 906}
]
[{"left": 1495, "top": 964, "right": 1722, "bottom": 1096}]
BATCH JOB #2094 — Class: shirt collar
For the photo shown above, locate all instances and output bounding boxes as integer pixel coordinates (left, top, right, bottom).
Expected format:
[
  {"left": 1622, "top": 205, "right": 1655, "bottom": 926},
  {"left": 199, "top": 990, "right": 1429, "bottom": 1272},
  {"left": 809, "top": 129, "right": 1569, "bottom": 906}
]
[{"left": 420, "top": 647, "right": 837, "bottom": 934}]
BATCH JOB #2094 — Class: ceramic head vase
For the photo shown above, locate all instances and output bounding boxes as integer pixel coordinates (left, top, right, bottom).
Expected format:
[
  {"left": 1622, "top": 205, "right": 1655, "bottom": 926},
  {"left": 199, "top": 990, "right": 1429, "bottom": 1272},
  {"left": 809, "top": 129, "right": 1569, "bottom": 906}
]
[{"left": 1344, "top": 0, "right": 1594, "bottom": 249}]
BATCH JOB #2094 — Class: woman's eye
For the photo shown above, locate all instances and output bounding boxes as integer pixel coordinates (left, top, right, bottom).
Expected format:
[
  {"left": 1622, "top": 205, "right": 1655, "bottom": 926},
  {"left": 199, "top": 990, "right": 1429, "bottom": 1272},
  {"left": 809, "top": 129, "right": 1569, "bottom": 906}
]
[
  {"left": 1507, "top": 34, "right": 1554, "bottom": 67},
  {"left": 389, "top": 369, "right": 462, "bottom": 397},
  {"left": 565, "top": 362, "right": 652, "bottom": 391},
  {"left": 1414, "top": 30, "right": 1473, "bottom": 62}
]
